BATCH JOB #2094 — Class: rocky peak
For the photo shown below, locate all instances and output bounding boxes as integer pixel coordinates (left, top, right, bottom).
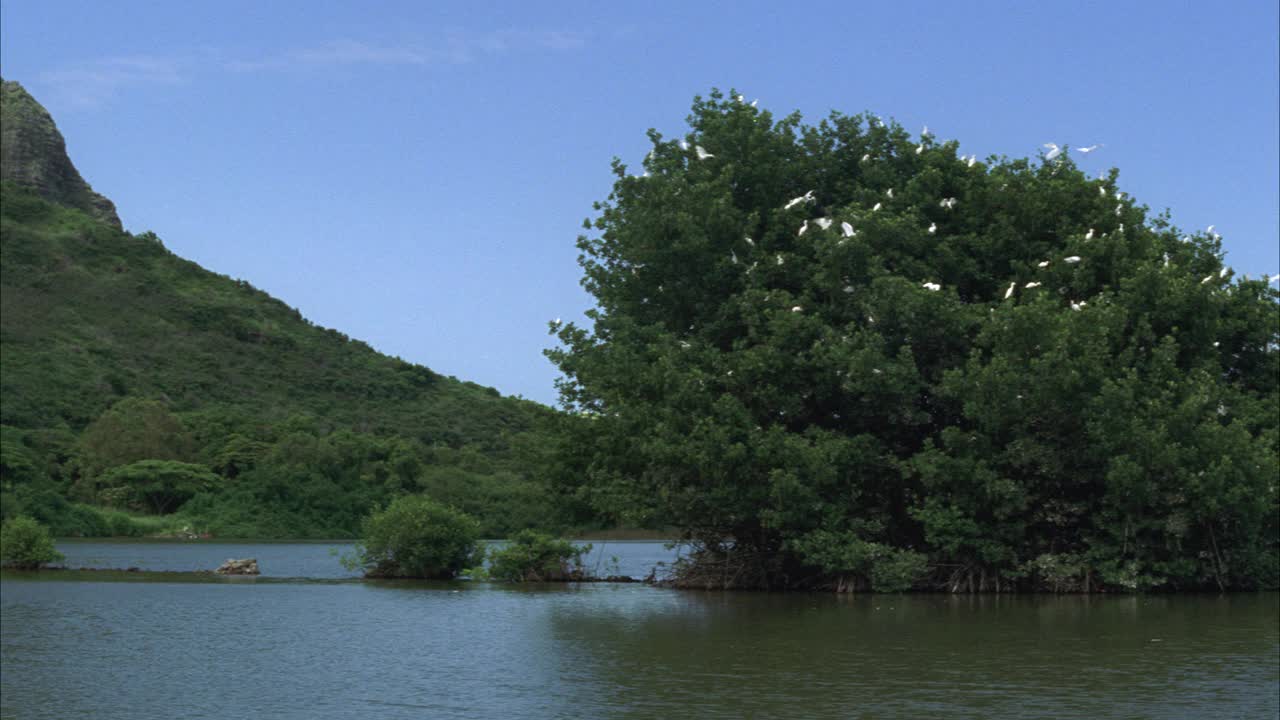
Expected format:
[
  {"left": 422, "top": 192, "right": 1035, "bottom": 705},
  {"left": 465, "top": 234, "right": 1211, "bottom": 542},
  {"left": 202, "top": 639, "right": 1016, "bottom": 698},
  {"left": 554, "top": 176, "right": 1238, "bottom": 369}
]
[{"left": 1, "top": 78, "right": 122, "bottom": 229}]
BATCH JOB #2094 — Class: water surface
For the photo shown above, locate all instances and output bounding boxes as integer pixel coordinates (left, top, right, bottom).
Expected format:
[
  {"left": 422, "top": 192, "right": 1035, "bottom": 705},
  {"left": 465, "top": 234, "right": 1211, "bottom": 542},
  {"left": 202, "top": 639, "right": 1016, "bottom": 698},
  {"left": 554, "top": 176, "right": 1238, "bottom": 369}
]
[{"left": 3, "top": 542, "right": 1276, "bottom": 719}]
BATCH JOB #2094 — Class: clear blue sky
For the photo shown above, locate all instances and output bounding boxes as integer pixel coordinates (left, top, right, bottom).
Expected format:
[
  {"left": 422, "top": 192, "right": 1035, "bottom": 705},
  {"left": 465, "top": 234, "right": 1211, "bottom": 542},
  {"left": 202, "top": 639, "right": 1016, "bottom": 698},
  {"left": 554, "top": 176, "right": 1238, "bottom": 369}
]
[{"left": 2, "top": 0, "right": 1276, "bottom": 406}]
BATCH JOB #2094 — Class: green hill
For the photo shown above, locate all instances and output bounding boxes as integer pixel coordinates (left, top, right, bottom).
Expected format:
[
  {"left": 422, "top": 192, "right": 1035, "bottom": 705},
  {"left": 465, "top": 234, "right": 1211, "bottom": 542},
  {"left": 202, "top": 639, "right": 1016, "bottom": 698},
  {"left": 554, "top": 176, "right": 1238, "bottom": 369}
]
[{"left": 0, "top": 80, "right": 557, "bottom": 538}]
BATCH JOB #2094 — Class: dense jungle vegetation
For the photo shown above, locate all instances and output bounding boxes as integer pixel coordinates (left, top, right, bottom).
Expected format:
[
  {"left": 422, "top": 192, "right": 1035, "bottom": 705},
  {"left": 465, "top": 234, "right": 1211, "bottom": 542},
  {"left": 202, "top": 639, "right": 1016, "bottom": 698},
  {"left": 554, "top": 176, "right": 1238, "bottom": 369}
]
[{"left": 546, "top": 91, "right": 1280, "bottom": 592}]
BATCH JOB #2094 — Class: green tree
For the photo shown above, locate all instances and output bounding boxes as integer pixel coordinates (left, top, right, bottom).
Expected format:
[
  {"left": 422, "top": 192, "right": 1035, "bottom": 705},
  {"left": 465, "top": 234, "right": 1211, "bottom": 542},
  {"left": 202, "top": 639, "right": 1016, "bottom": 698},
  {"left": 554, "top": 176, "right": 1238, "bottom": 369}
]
[
  {"left": 0, "top": 515, "right": 63, "bottom": 569},
  {"left": 344, "top": 495, "right": 482, "bottom": 578},
  {"left": 98, "top": 459, "right": 217, "bottom": 514},
  {"left": 547, "top": 90, "right": 1279, "bottom": 592},
  {"left": 76, "top": 398, "right": 194, "bottom": 481}
]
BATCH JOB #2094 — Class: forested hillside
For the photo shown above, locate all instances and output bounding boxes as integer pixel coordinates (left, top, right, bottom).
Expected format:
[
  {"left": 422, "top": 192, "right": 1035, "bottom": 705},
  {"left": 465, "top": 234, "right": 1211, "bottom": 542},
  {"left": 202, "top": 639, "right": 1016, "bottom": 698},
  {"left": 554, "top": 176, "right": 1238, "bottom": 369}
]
[{"left": 0, "top": 80, "right": 558, "bottom": 538}]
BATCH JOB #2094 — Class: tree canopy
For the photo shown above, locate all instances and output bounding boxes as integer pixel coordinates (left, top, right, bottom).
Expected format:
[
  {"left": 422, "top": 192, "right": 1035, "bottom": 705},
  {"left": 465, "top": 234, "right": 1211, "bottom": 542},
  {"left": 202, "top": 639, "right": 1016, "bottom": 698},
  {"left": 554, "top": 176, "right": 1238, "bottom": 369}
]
[{"left": 547, "top": 90, "right": 1280, "bottom": 592}]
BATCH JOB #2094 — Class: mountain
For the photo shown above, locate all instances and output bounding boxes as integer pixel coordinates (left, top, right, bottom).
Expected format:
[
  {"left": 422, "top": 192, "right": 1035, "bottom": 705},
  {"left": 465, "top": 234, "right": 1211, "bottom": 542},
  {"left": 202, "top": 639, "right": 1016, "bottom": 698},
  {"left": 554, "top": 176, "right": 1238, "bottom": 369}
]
[
  {"left": 0, "top": 80, "right": 558, "bottom": 538},
  {"left": 1, "top": 78, "right": 121, "bottom": 229}
]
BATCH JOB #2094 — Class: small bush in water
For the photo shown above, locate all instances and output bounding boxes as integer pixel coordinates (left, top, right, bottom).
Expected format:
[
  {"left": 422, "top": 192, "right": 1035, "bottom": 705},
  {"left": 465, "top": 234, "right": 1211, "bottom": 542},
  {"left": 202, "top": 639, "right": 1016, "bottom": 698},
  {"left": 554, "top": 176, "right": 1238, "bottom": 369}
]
[
  {"left": 344, "top": 496, "right": 481, "bottom": 579},
  {"left": 489, "top": 530, "right": 591, "bottom": 582},
  {"left": 0, "top": 515, "right": 64, "bottom": 569}
]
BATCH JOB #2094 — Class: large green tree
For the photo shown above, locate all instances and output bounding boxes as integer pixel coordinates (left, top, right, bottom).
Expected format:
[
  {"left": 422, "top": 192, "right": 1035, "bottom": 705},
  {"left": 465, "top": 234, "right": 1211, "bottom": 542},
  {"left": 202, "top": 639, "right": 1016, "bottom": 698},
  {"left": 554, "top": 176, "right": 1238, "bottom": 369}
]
[{"left": 547, "top": 90, "right": 1279, "bottom": 592}]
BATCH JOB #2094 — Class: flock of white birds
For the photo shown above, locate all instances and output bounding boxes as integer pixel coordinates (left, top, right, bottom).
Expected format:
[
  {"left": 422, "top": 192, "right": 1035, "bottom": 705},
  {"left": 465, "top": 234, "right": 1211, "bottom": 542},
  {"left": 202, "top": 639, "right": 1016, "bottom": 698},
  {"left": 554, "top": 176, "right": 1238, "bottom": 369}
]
[{"left": 563, "top": 106, "right": 1279, "bottom": 332}]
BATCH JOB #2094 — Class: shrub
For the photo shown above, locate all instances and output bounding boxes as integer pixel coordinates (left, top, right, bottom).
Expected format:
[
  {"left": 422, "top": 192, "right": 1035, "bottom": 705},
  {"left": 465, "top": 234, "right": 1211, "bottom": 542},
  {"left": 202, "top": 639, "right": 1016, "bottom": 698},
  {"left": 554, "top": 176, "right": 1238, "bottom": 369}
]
[
  {"left": 0, "top": 515, "right": 64, "bottom": 569},
  {"left": 489, "top": 530, "right": 591, "bottom": 582},
  {"left": 345, "top": 495, "right": 481, "bottom": 579}
]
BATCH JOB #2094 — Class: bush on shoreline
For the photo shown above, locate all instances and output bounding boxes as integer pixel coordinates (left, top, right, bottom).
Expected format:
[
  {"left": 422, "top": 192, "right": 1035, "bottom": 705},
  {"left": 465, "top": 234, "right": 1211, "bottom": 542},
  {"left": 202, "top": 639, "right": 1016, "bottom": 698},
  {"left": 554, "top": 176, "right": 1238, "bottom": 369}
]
[{"left": 1, "top": 515, "right": 64, "bottom": 569}]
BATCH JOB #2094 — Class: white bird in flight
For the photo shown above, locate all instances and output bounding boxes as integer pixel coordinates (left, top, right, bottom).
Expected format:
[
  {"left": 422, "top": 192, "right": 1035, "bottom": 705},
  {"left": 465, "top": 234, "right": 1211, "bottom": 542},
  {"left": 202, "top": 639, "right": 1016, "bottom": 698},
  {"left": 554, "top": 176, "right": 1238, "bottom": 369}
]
[
  {"left": 784, "top": 190, "right": 815, "bottom": 210},
  {"left": 1077, "top": 144, "right": 1102, "bottom": 154},
  {"left": 695, "top": 146, "right": 714, "bottom": 160},
  {"left": 1043, "top": 143, "right": 1062, "bottom": 161}
]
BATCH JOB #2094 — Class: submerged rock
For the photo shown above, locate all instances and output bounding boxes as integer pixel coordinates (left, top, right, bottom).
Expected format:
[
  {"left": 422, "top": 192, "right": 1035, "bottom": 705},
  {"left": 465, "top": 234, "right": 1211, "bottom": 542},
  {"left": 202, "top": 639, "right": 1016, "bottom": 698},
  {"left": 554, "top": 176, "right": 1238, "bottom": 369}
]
[{"left": 214, "top": 558, "right": 260, "bottom": 575}]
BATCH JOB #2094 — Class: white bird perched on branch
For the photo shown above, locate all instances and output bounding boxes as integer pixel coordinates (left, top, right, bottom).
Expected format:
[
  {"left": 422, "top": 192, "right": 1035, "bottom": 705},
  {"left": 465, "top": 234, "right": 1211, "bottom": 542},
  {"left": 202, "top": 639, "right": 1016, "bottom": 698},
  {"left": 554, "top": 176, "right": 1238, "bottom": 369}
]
[
  {"left": 816, "top": 217, "right": 833, "bottom": 230},
  {"left": 928, "top": 222, "right": 937, "bottom": 235},
  {"left": 791, "top": 306, "right": 803, "bottom": 313},
  {"left": 1201, "top": 274, "right": 1215, "bottom": 284},
  {"left": 967, "top": 155, "right": 977, "bottom": 168},
  {"left": 1099, "top": 186, "right": 1107, "bottom": 197},
  {"left": 1219, "top": 267, "right": 1230, "bottom": 278},
  {"left": 873, "top": 202, "right": 882, "bottom": 212},
  {"left": 784, "top": 190, "right": 815, "bottom": 210},
  {"left": 745, "top": 236, "right": 754, "bottom": 246},
  {"left": 1064, "top": 256, "right": 1081, "bottom": 264},
  {"left": 750, "top": 99, "right": 758, "bottom": 108},
  {"left": 886, "top": 188, "right": 894, "bottom": 199},
  {"left": 1025, "top": 281, "right": 1042, "bottom": 289},
  {"left": 1071, "top": 301, "right": 1087, "bottom": 311},
  {"left": 841, "top": 221, "right": 855, "bottom": 237},
  {"left": 695, "top": 145, "right": 714, "bottom": 160},
  {"left": 731, "top": 251, "right": 738, "bottom": 264},
  {"left": 922, "top": 282, "right": 941, "bottom": 291},
  {"left": 1004, "top": 282, "right": 1017, "bottom": 299},
  {"left": 940, "top": 197, "right": 957, "bottom": 210},
  {"left": 552, "top": 317, "right": 562, "bottom": 326},
  {"left": 915, "top": 144, "right": 924, "bottom": 155},
  {"left": 679, "top": 139, "right": 689, "bottom": 151},
  {"left": 1085, "top": 228, "right": 1095, "bottom": 240},
  {"left": 1038, "top": 260, "right": 1051, "bottom": 268},
  {"left": 776, "top": 254, "right": 784, "bottom": 266},
  {"left": 798, "top": 220, "right": 809, "bottom": 237},
  {"left": 1043, "top": 143, "right": 1062, "bottom": 161},
  {"left": 922, "top": 125, "right": 931, "bottom": 137},
  {"left": 861, "top": 153, "right": 871, "bottom": 163}
]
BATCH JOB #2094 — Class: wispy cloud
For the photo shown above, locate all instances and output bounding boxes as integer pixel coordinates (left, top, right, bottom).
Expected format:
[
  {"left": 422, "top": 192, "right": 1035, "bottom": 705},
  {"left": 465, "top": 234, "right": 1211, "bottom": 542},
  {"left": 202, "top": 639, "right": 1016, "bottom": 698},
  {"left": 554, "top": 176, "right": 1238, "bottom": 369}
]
[
  {"left": 38, "top": 56, "right": 187, "bottom": 108},
  {"left": 225, "top": 30, "right": 590, "bottom": 72}
]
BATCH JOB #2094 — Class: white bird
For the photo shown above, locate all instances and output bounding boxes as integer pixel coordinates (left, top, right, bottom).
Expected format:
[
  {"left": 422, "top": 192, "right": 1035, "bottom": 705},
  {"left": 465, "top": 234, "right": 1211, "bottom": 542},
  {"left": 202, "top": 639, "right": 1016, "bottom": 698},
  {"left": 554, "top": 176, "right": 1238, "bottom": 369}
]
[
  {"left": 1099, "top": 186, "right": 1107, "bottom": 197},
  {"left": 928, "top": 222, "right": 937, "bottom": 235},
  {"left": 1268, "top": 273, "right": 1280, "bottom": 284},
  {"left": 1038, "top": 260, "right": 1051, "bottom": 268},
  {"left": 1163, "top": 253, "right": 1170, "bottom": 267},
  {"left": 1219, "top": 267, "right": 1229, "bottom": 278},
  {"left": 1025, "top": 281, "right": 1042, "bottom": 289},
  {"left": 922, "top": 282, "right": 941, "bottom": 291},
  {"left": 1085, "top": 228, "right": 1095, "bottom": 240},
  {"left": 750, "top": 99, "right": 758, "bottom": 108},
  {"left": 843, "top": 285, "right": 855, "bottom": 293},
  {"left": 861, "top": 153, "right": 871, "bottom": 163},
  {"left": 1115, "top": 205, "right": 1123, "bottom": 216},
  {"left": 679, "top": 139, "right": 690, "bottom": 151},
  {"left": 679, "top": 341, "right": 691, "bottom": 349},
  {"left": 1117, "top": 224, "right": 1124, "bottom": 234},
  {"left": 1043, "top": 143, "right": 1062, "bottom": 161},
  {"left": 886, "top": 188, "right": 894, "bottom": 198},
  {"left": 872, "top": 368, "right": 883, "bottom": 375},
  {"left": 915, "top": 144, "right": 925, "bottom": 155},
  {"left": 1077, "top": 144, "right": 1102, "bottom": 154},
  {"left": 784, "top": 190, "right": 815, "bottom": 210},
  {"left": 1070, "top": 301, "right": 1086, "bottom": 311},
  {"left": 1064, "top": 256, "right": 1081, "bottom": 264},
  {"left": 940, "top": 197, "right": 958, "bottom": 210},
  {"left": 736, "top": 95, "right": 745, "bottom": 103},
  {"left": 695, "top": 145, "right": 714, "bottom": 160},
  {"left": 922, "top": 125, "right": 931, "bottom": 137},
  {"left": 731, "top": 251, "right": 738, "bottom": 264},
  {"left": 776, "top": 254, "right": 785, "bottom": 266},
  {"left": 798, "top": 220, "right": 810, "bottom": 236},
  {"left": 792, "top": 306, "right": 803, "bottom": 313},
  {"left": 1201, "top": 274, "right": 1215, "bottom": 284},
  {"left": 1004, "top": 282, "right": 1017, "bottom": 299},
  {"left": 1212, "top": 341, "right": 1220, "bottom": 348},
  {"left": 745, "top": 236, "right": 755, "bottom": 246},
  {"left": 1115, "top": 191, "right": 1125, "bottom": 201},
  {"left": 841, "top": 221, "right": 855, "bottom": 237},
  {"left": 967, "top": 155, "right": 977, "bottom": 168},
  {"left": 552, "top": 317, "right": 562, "bottom": 326},
  {"left": 815, "top": 217, "right": 833, "bottom": 230},
  {"left": 873, "top": 202, "right": 882, "bottom": 212}
]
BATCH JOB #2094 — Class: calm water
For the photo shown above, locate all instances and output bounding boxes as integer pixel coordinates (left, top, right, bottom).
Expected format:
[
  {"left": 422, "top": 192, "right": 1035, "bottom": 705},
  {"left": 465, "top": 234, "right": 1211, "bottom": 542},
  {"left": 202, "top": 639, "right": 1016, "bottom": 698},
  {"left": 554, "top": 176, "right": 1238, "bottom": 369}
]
[{"left": 2, "top": 543, "right": 1277, "bottom": 719}]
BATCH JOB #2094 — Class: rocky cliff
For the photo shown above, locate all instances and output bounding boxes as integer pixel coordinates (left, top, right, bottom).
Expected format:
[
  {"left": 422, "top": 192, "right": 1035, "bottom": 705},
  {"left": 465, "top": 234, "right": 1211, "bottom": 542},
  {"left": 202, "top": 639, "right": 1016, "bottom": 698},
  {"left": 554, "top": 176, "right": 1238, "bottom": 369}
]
[{"left": 1, "top": 78, "right": 122, "bottom": 229}]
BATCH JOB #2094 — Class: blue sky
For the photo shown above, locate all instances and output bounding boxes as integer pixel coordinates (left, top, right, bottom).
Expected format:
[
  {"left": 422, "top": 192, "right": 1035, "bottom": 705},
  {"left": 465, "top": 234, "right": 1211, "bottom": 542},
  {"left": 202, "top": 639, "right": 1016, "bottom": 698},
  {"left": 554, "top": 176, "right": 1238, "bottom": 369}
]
[{"left": 2, "top": 0, "right": 1276, "bottom": 406}]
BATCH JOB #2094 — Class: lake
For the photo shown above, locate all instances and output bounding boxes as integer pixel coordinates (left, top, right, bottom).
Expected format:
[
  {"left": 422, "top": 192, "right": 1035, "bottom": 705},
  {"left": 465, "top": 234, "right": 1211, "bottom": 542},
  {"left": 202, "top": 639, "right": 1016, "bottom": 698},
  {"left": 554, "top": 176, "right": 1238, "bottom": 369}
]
[{"left": 2, "top": 541, "right": 1277, "bottom": 719}]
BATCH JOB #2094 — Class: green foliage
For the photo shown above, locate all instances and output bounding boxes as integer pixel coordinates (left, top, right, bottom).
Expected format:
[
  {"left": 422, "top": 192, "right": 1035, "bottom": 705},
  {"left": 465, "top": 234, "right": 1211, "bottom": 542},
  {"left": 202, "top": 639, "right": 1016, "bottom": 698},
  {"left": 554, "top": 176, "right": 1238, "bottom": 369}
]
[
  {"left": 548, "top": 89, "right": 1280, "bottom": 592},
  {"left": 0, "top": 515, "right": 63, "bottom": 569},
  {"left": 345, "top": 495, "right": 482, "bottom": 578},
  {"left": 97, "top": 459, "right": 217, "bottom": 514},
  {"left": 489, "top": 530, "right": 591, "bottom": 582},
  {"left": 0, "top": 182, "right": 560, "bottom": 538}
]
